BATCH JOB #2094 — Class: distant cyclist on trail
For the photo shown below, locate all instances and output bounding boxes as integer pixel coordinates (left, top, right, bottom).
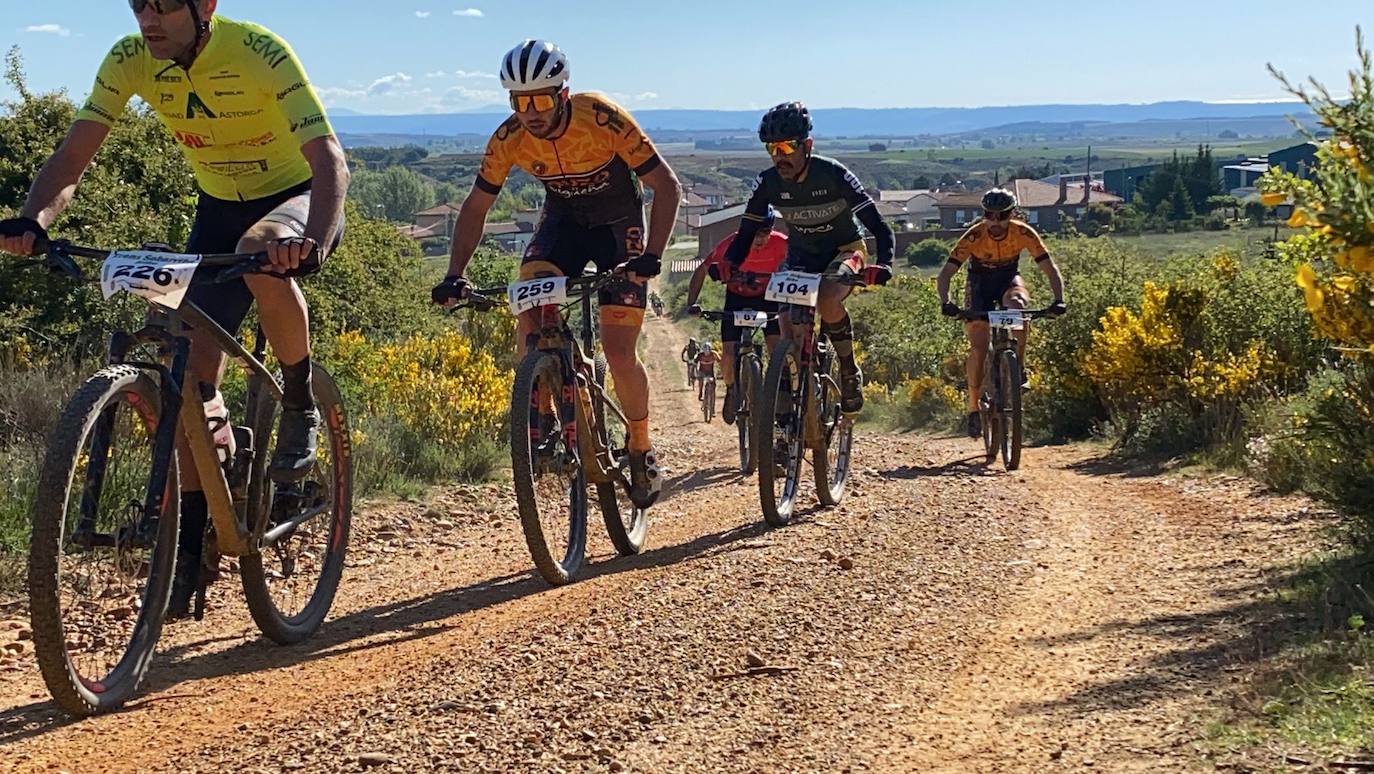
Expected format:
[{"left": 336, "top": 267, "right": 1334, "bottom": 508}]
[{"left": 936, "top": 188, "right": 1066, "bottom": 439}]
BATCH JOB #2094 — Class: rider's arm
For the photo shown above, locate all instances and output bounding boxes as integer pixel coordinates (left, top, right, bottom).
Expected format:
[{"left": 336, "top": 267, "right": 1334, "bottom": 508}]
[
  {"left": 938, "top": 228, "right": 979, "bottom": 304},
  {"left": 1020, "top": 224, "right": 1065, "bottom": 303},
  {"left": 299, "top": 136, "right": 350, "bottom": 255},
  {"left": 685, "top": 258, "right": 711, "bottom": 307},
  {"left": 444, "top": 187, "right": 499, "bottom": 278},
  {"left": 639, "top": 163, "right": 682, "bottom": 258},
  {"left": 267, "top": 38, "right": 348, "bottom": 255},
  {"left": 724, "top": 176, "right": 770, "bottom": 265},
  {"left": 18, "top": 120, "right": 110, "bottom": 228},
  {"left": 840, "top": 167, "right": 895, "bottom": 265}
]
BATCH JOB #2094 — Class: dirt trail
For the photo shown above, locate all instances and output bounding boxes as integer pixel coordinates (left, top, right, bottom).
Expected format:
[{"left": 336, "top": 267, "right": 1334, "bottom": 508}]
[{"left": 0, "top": 313, "right": 1326, "bottom": 772}]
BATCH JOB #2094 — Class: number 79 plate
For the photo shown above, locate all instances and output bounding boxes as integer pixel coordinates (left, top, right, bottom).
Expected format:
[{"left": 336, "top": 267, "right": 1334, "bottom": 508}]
[
  {"left": 508, "top": 276, "right": 568, "bottom": 315},
  {"left": 764, "top": 270, "right": 821, "bottom": 307}
]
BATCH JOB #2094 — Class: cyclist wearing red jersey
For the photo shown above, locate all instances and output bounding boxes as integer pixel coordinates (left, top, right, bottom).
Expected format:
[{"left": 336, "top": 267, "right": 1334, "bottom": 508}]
[{"left": 685, "top": 206, "right": 788, "bottom": 424}]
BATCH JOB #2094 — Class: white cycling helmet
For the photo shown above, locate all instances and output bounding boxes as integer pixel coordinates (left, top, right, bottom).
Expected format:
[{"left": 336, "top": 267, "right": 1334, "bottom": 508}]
[
  {"left": 702, "top": 342, "right": 713, "bottom": 353},
  {"left": 500, "top": 40, "right": 570, "bottom": 91}
]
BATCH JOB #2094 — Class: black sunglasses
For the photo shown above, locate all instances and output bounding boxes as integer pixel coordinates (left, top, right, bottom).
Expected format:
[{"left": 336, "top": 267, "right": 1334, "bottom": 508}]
[
  {"left": 983, "top": 210, "right": 1013, "bottom": 221},
  {"left": 128, "top": 0, "right": 189, "bottom": 13}
]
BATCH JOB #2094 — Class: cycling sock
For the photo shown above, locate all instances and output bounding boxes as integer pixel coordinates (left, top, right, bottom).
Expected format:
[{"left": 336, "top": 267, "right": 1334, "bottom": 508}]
[
  {"left": 627, "top": 416, "right": 652, "bottom": 453},
  {"left": 822, "top": 315, "right": 856, "bottom": 365},
  {"left": 179, "top": 490, "right": 208, "bottom": 559},
  {"left": 279, "top": 356, "right": 315, "bottom": 412}
]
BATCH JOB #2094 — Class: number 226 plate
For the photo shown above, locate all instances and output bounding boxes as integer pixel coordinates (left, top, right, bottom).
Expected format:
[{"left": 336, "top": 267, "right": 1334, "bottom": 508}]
[{"left": 764, "top": 270, "right": 821, "bottom": 307}]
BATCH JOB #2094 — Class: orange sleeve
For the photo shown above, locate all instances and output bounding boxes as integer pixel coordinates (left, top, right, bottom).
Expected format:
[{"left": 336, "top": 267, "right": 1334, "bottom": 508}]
[
  {"left": 1017, "top": 223, "right": 1050, "bottom": 259},
  {"left": 475, "top": 118, "right": 519, "bottom": 194},
  {"left": 594, "top": 96, "right": 661, "bottom": 175},
  {"left": 949, "top": 227, "right": 980, "bottom": 265}
]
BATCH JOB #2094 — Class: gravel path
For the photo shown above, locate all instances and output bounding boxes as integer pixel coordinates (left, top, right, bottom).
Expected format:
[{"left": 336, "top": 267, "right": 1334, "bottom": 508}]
[{"left": 0, "top": 313, "right": 1328, "bottom": 773}]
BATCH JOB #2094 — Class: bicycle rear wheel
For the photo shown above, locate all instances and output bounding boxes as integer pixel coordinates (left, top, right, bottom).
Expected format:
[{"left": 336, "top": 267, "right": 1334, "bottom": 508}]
[
  {"left": 813, "top": 353, "right": 853, "bottom": 507},
  {"left": 999, "top": 350, "right": 1024, "bottom": 471},
  {"left": 737, "top": 354, "right": 762, "bottom": 475},
  {"left": 593, "top": 355, "right": 647, "bottom": 557},
  {"left": 703, "top": 378, "right": 715, "bottom": 423},
  {"left": 757, "top": 340, "right": 803, "bottom": 526},
  {"left": 981, "top": 352, "right": 1000, "bottom": 464},
  {"left": 241, "top": 365, "right": 353, "bottom": 644},
  {"left": 511, "top": 352, "right": 587, "bottom": 585},
  {"left": 29, "top": 366, "right": 178, "bottom": 716}
]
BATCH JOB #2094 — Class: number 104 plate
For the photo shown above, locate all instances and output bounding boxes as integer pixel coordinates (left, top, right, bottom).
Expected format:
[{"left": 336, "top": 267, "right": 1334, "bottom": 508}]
[{"left": 764, "top": 270, "right": 821, "bottom": 307}]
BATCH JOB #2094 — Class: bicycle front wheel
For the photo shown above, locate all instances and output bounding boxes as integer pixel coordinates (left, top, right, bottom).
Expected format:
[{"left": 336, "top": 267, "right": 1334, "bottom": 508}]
[
  {"left": 999, "top": 350, "right": 1024, "bottom": 471},
  {"left": 981, "top": 352, "right": 999, "bottom": 464},
  {"left": 703, "top": 378, "right": 715, "bottom": 423},
  {"left": 757, "top": 340, "right": 803, "bottom": 526},
  {"left": 241, "top": 364, "right": 353, "bottom": 644},
  {"left": 593, "top": 355, "right": 647, "bottom": 557},
  {"left": 511, "top": 352, "right": 587, "bottom": 585},
  {"left": 28, "top": 366, "right": 178, "bottom": 716},
  {"left": 813, "top": 355, "right": 853, "bottom": 508}
]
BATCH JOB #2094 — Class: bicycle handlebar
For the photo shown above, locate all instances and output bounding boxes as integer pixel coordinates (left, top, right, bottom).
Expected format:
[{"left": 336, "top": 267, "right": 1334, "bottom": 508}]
[
  {"left": 24, "top": 238, "right": 314, "bottom": 284},
  {"left": 957, "top": 307, "right": 1061, "bottom": 322},
  {"left": 697, "top": 309, "right": 779, "bottom": 323},
  {"left": 454, "top": 273, "right": 617, "bottom": 313}
]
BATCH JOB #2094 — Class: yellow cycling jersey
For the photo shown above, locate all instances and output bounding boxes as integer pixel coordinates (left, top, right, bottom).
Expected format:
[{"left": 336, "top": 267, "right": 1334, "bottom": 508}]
[
  {"left": 949, "top": 220, "right": 1051, "bottom": 273},
  {"left": 76, "top": 16, "right": 333, "bottom": 202},
  {"left": 475, "top": 92, "right": 662, "bottom": 225}
]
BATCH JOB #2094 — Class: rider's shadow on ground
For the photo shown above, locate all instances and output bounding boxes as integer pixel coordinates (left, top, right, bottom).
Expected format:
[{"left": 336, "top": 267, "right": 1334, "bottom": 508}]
[
  {"left": 0, "top": 513, "right": 774, "bottom": 746},
  {"left": 879, "top": 455, "right": 1000, "bottom": 479},
  {"left": 661, "top": 465, "right": 739, "bottom": 502}
]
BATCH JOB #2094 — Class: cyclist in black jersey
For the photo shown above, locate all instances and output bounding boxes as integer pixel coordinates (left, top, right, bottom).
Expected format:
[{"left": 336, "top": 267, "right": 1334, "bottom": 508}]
[{"left": 724, "top": 102, "right": 894, "bottom": 413}]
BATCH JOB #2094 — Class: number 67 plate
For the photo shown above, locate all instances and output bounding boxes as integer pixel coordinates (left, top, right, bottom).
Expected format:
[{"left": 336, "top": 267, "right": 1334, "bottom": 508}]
[
  {"left": 764, "top": 270, "right": 821, "bottom": 307},
  {"left": 508, "top": 276, "right": 568, "bottom": 315},
  {"left": 100, "top": 251, "right": 203, "bottom": 309}
]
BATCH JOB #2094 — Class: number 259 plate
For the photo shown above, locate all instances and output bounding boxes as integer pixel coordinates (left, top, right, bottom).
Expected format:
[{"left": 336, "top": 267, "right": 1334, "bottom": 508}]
[
  {"left": 100, "top": 251, "right": 203, "bottom": 309},
  {"left": 508, "top": 276, "right": 568, "bottom": 315},
  {"left": 764, "top": 270, "right": 821, "bottom": 307}
]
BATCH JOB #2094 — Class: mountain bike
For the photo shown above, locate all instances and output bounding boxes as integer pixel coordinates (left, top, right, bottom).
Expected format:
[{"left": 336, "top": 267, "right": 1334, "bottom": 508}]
[
  {"left": 455, "top": 272, "right": 649, "bottom": 585},
  {"left": 19, "top": 239, "right": 352, "bottom": 716},
  {"left": 960, "top": 306, "right": 1057, "bottom": 471},
  {"left": 699, "top": 368, "right": 716, "bottom": 423},
  {"left": 755, "top": 271, "right": 867, "bottom": 526},
  {"left": 699, "top": 308, "right": 776, "bottom": 475}
]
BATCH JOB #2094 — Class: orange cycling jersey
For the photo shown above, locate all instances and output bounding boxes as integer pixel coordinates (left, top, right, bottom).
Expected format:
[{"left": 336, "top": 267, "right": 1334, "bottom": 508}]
[
  {"left": 949, "top": 220, "right": 1051, "bottom": 273},
  {"left": 474, "top": 92, "right": 662, "bottom": 225},
  {"left": 76, "top": 16, "right": 333, "bottom": 202}
]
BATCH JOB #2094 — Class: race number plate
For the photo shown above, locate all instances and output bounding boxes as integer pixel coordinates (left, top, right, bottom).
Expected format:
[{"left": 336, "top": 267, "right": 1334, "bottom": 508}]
[
  {"left": 732, "top": 310, "right": 769, "bottom": 328},
  {"left": 986, "top": 310, "right": 1026, "bottom": 331},
  {"left": 508, "top": 276, "right": 568, "bottom": 315},
  {"left": 100, "top": 251, "right": 202, "bottom": 309},
  {"left": 764, "top": 270, "right": 821, "bottom": 307}
]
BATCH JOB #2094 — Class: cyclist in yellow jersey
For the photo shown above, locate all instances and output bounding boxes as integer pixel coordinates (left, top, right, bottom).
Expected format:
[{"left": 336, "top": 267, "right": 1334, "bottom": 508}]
[
  {"left": 936, "top": 189, "right": 1066, "bottom": 438},
  {"left": 433, "top": 40, "right": 682, "bottom": 508},
  {"left": 0, "top": 0, "right": 349, "bottom": 615}
]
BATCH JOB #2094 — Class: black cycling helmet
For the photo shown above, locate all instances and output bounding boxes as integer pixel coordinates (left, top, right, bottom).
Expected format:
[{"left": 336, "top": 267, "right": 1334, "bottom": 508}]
[
  {"left": 981, "top": 188, "right": 1018, "bottom": 213},
  {"left": 758, "top": 102, "right": 812, "bottom": 143}
]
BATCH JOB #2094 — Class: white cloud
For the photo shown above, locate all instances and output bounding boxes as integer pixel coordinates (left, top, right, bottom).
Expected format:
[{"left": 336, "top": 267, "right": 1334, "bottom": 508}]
[
  {"left": 453, "top": 8, "right": 484, "bottom": 17},
  {"left": 442, "top": 84, "right": 502, "bottom": 106},
  {"left": 24, "top": 24, "right": 70, "bottom": 37},
  {"left": 426, "top": 70, "right": 447, "bottom": 78},
  {"left": 454, "top": 69, "right": 497, "bottom": 79},
  {"left": 316, "top": 86, "right": 368, "bottom": 103},
  {"left": 368, "top": 72, "right": 413, "bottom": 96},
  {"left": 415, "top": 10, "right": 431, "bottom": 17},
  {"left": 609, "top": 91, "right": 661, "bottom": 105}
]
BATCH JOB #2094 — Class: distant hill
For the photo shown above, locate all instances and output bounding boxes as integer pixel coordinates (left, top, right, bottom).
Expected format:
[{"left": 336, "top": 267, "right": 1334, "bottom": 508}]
[{"left": 330, "top": 100, "right": 1315, "bottom": 140}]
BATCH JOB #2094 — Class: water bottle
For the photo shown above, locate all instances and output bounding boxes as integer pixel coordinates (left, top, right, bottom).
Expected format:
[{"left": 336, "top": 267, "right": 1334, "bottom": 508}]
[{"left": 199, "top": 383, "right": 236, "bottom": 465}]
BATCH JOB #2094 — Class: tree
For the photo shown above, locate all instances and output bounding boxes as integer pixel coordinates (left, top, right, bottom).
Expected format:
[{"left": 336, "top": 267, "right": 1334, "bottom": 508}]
[
  {"left": 980, "top": 139, "right": 995, "bottom": 150},
  {"left": 1218, "top": 129, "right": 1240, "bottom": 139},
  {"left": 912, "top": 175, "right": 933, "bottom": 189},
  {"left": 1186, "top": 145, "right": 1223, "bottom": 212},
  {"left": 905, "top": 239, "right": 953, "bottom": 267},
  {"left": 349, "top": 166, "right": 435, "bottom": 222},
  {"left": 938, "top": 173, "right": 958, "bottom": 189},
  {"left": 1169, "top": 174, "right": 1195, "bottom": 220}
]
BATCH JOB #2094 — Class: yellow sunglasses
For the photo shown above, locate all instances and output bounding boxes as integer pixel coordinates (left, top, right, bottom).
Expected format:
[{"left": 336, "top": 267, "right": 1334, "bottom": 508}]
[
  {"left": 765, "top": 139, "right": 804, "bottom": 157},
  {"left": 509, "top": 92, "right": 559, "bottom": 113}
]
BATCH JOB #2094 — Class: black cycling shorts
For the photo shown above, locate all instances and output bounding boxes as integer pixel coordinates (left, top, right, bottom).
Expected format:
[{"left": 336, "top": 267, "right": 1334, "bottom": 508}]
[
  {"left": 720, "top": 292, "right": 780, "bottom": 344},
  {"left": 518, "top": 206, "right": 647, "bottom": 323},
  {"left": 964, "top": 266, "right": 1026, "bottom": 315},
  {"left": 184, "top": 180, "right": 344, "bottom": 334}
]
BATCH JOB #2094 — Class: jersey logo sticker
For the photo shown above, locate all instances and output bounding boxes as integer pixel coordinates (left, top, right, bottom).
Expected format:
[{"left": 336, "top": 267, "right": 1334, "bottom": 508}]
[
  {"left": 185, "top": 92, "right": 216, "bottom": 120},
  {"left": 592, "top": 101, "right": 626, "bottom": 133}
]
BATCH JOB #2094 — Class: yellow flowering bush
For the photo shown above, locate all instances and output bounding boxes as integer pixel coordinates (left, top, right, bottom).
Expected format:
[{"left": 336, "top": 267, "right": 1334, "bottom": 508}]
[
  {"left": 332, "top": 329, "right": 512, "bottom": 457},
  {"left": 900, "top": 374, "right": 963, "bottom": 429},
  {"left": 1262, "top": 30, "right": 1374, "bottom": 355}
]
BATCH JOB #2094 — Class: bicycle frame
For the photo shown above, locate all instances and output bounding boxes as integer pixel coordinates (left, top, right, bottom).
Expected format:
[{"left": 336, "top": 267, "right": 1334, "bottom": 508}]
[{"left": 52, "top": 243, "right": 288, "bottom": 560}]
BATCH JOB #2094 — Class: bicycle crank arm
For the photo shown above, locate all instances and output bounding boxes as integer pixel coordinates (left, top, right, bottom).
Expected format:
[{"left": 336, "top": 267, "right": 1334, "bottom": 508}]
[{"left": 260, "top": 502, "right": 331, "bottom": 549}]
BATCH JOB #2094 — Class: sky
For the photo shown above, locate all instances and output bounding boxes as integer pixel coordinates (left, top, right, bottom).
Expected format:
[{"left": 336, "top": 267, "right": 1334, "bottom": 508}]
[{"left": 2, "top": 1, "right": 1372, "bottom": 115}]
